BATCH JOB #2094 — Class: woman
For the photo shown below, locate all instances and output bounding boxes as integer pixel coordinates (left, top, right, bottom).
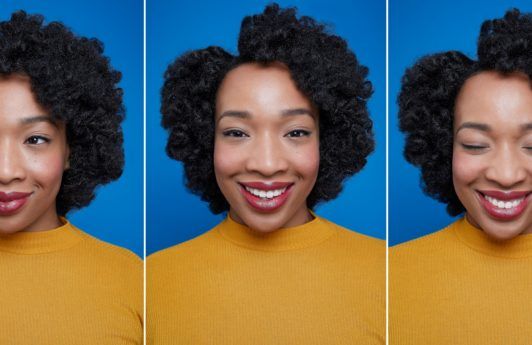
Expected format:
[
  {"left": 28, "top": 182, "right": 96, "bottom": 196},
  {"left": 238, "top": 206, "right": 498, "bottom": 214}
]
[
  {"left": 390, "top": 9, "right": 532, "bottom": 344},
  {"left": 0, "top": 11, "right": 142, "bottom": 344},
  {"left": 148, "top": 4, "right": 384, "bottom": 344}
]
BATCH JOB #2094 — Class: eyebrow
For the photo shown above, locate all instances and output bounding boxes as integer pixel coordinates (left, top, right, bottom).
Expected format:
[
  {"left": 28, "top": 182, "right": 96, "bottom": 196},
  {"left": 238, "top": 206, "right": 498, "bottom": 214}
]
[
  {"left": 280, "top": 108, "right": 316, "bottom": 118},
  {"left": 218, "top": 110, "right": 251, "bottom": 121},
  {"left": 19, "top": 115, "right": 55, "bottom": 125},
  {"left": 456, "top": 121, "right": 532, "bottom": 134},
  {"left": 523, "top": 123, "right": 532, "bottom": 131},
  {"left": 455, "top": 122, "right": 491, "bottom": 134},
  {"left": 218, "top": 108, "right": 316, "bottom": 123}
]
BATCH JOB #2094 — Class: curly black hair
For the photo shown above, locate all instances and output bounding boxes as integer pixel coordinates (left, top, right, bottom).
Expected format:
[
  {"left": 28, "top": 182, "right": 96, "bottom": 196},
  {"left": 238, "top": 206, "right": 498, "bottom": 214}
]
[
  {"left": 398, "top": 9, "right": 532, "bottom": 216},
  {"left": 0, "top": 11, "right": 125, "bottom": 216},
  {"left": 162, "top": 3, "right": 374, "bottom": 214}
]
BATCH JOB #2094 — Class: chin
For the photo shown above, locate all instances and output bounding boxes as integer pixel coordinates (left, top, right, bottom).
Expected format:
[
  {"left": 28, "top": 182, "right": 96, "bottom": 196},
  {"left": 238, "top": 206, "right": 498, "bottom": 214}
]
[
  {"left": 0, "top": 220, "right": 22, "bottom": 235},
  {"left": 242, "top": 216, "right": 284, "bottom": 233},
  {"left": 471, "top": 215, "right": 529, "bottom": 241},
  {"left": 484, "top": 228, "right": 521, "bottom": 241}
]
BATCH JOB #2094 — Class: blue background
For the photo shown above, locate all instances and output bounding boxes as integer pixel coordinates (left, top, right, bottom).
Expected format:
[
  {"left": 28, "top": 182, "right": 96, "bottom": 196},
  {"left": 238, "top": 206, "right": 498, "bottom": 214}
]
[
  {"left": 389, "top": 0, "right": 532, "bottom": 246},
  {"left": 1, "top": 0, "right": 143, "bottom": 257},
  {"left": 147, "top": 0, "right": 386, "bottom": 255}
]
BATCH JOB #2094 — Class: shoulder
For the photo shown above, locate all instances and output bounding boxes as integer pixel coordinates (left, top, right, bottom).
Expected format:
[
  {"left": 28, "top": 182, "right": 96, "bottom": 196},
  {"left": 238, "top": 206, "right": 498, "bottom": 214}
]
[
  {"left": 323, "top": 217, "right": 384, "bottom": 249},
  {"left": 320, "top": 217, "right": 385, "bottom": 265},
  {"left": 71, "top": 223, "right": 142, "bottom": 272},
  {"left": 65, "top": 223, "right": 142, "bottom": 303},
  {"left": 389, "top": 220, "right": 464, "bottom": 280},
  {"left": 390, "top": 220, "right": 459, "bottom": 260},
  {"left": 147, "top": 223, "right": 221, "bottom": 270}
]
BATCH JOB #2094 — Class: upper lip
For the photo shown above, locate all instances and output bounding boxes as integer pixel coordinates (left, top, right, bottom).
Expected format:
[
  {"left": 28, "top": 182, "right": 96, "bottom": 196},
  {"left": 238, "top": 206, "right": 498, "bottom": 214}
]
[
  {"left": 239, "top": 181, "right": 293, "bottom": 190},
  {"left": 0, "top": 192, "right": 33, "bottom": 202},
  {"left": 477, "top": 190, "right": 531, "bottom": 200}
]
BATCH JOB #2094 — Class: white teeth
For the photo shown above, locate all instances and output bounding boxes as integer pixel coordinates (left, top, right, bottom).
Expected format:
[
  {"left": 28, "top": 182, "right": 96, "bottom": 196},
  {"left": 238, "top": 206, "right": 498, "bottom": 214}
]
[
  {"left": 244, "top": 186, "right": 287, "bottom": 199},
  {"left": 484, "top": 195, "right": 524, "bottom": 209}
]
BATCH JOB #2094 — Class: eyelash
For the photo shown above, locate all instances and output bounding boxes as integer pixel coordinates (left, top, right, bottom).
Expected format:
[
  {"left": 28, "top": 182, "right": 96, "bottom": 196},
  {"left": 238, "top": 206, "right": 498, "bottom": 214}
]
[
  {"left": 222, "top": 129, "right": 312, "bottom": 138},
  {"left": 461, "top": 144, "right": 487, "bottom": 151},
  {"left": 25, "top": 135, "right": 50, "bottom": 145},
  {"left": 285, "top": 129, "right": 311, "bottom": 138},
  {"left": 461, "top": 144, "right": 532, "bottom": 155},
  {"left": 222, "top": 129, "right": 248, "bottom": 138}
]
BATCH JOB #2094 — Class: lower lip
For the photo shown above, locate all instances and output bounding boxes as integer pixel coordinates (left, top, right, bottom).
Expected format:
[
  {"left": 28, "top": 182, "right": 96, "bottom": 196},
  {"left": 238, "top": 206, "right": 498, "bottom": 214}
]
[
  {"left": 477, "top": 192, "right": 529, "bottom": 220},
  {"left": 0, "top": 197, "right": 29, "bottom": 216},
  {"left": 240, "top": 185, "right": 292, "bottom": 212}
]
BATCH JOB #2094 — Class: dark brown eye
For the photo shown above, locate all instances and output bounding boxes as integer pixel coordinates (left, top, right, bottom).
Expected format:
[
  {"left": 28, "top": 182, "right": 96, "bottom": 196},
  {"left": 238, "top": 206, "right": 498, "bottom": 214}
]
[
  {"left": 286, "top": 129, "right": 311, "bottom": 138},
  {"left": 25, "top": 135, "right": 50, "bottom": 145},
  {"left": 222, "top": 129, "right": 248, "bottom": 138}
]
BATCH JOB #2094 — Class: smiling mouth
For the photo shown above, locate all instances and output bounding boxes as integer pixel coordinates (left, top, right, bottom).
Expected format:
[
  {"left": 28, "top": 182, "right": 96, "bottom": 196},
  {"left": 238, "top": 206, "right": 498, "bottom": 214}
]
[
  {"left": 239, "top": 182, "right": 293, "bottom": 212},
  {"left": 243, "top": 185, "right": 288, "bottom": 199},
  {"left": 483, "top": 195, "right": 525, "bottom": 209},
  {"left": 477, "top": 190, "right": 530, "bottom": 220},
  {"left": 0, "top": 192, "right": 33, "bottom": 216}
]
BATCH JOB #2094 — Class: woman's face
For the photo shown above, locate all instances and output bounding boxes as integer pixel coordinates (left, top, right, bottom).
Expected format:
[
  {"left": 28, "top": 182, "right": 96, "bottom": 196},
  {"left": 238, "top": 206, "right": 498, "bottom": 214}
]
[
  {"left": 0, "top": 75, "right": 69, "bottom": 234},
  {"left": 214, "top": 63, "right": 319, "bottom": 233},
  {"left": 453, "top": 71, "right": 532, "bottom": 240}
]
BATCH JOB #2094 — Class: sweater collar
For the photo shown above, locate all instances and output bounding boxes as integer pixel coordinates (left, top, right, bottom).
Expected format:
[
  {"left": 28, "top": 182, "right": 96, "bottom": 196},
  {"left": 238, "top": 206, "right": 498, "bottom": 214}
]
[
  {"left": 0, "top": 218, "right": 82, "bottom": 255},
  {"left": 453, "top": 217, "right": 532, "bottom": 259},
  {"left": 216, "top": 212, "right": 337, "bottom": 252}
]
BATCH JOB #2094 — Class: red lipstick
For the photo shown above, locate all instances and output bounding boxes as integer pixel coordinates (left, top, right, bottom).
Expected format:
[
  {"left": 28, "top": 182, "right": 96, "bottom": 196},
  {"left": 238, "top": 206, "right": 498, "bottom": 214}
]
[
  {"left": 0, "top": 192, "right": 32, "bottom": 216},
  {"left": 239, "top": 182, "right": 293, "bottom": 212},
  {"left": 477, "top": 190, "right": 530, "bottom": 220}
]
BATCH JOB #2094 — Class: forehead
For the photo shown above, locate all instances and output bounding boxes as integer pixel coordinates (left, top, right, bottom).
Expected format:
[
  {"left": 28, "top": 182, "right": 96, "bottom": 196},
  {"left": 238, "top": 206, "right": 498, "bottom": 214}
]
[
  {"left": 215, "top": 63, "right": 314, "bottom": 116},
  {"left": 454, "top": 71, "right": 532, "bottom": 128},
  {"left": 0, "top": 74, "right": 49, "bottom": 124}
]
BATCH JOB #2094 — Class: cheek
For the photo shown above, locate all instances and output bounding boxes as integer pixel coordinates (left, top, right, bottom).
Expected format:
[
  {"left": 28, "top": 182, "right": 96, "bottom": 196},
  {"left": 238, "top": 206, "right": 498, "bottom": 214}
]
[
  {"left": 213, "top": 141, "right": 240, "bottom": 179},
  {"left": 452, "top": 148, "right": 484, "bottom": 189},
  {"left": 26, "top": 152, "right": 65, "bottom": 189},
  {"left": 292, "top": 141, "right": 320, "bottom": 179}
]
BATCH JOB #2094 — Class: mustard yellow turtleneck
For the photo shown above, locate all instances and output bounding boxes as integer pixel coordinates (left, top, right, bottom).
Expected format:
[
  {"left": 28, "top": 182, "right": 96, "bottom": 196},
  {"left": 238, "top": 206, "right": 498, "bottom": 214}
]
[
  {"left": 0, "top": 219, "right": 143, "bottom": 345},
  {"left": 390, "top": 217, "right": 532, "bottom": 345},
  {"left": 147, "top": 214, "right": 384, "bottom": 345}
]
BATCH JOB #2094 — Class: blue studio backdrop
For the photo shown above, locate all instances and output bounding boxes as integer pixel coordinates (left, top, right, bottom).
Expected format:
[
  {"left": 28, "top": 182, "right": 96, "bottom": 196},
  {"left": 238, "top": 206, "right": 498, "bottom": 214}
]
[
  {"left": 0, "top": 0, "right": 143, "bottom": 257},
  {"left": 147, "top": 0, "right": 386, "bottom": 255},
  {"left": 389, "top": 0, "right": 532, "bottom": 246}
]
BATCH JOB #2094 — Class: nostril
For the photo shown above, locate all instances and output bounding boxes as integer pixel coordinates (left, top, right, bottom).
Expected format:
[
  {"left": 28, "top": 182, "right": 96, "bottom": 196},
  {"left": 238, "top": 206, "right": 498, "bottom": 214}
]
[{"left": 485, "top": 162, "right": 527, "bottom": 188}]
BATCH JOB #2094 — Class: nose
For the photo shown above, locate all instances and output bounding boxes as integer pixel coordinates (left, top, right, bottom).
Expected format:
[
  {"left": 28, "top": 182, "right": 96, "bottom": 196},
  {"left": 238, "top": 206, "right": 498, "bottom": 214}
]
[
  {"left": 0, "top": 140, "right": 26, "bottom": 184},
  {"left": 485, "top": 146, "right": 528, "bottom": 188},
  {"left": 245, "top": 132, "right": 289, "bottom": 177}
]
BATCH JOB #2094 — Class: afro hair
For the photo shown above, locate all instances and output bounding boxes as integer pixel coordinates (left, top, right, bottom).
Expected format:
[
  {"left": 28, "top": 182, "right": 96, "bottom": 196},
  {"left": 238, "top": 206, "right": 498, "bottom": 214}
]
[
  {"left": 162, "top": 3, "right": 374, "bottom": 214},
  {"left": 398, "top": 9, "right": 532, "bottom": 216},
  {"left": 0, "top": 11, "right": 125, "bottom": 216}
]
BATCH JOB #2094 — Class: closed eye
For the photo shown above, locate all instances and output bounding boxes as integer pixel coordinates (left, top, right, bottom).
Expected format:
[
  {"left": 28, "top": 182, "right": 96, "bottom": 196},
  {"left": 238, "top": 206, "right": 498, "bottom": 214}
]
[{"left": 461, "top": 144, "right": 487, "bottom": 151}]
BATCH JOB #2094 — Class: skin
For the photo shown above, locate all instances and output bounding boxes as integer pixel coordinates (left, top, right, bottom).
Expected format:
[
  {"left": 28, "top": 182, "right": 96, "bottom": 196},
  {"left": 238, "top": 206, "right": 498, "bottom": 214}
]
[
  {"left": 0, "top": 75, "right": 69, "bottom": 234},
  {"left": 453, "top": 71, "right": 532, "bottom": 240},
  {"left": 214, "top": 63, "right": 319, "bottom": 233}
]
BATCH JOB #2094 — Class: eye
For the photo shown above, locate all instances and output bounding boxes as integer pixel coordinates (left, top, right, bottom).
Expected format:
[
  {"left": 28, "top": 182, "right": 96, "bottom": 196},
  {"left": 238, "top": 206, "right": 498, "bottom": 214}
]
[
  {"left": 461, "top": 143, "right": 488, "bottom": 151},
  {"left": 25, "top": 135, "right": 50, "bottom": 145},
  {"left": 285, "top": 129, "right": 311, "bottom": 138},
  {"left": 222, "top": 129, "right": 248, "bottom": 138}
]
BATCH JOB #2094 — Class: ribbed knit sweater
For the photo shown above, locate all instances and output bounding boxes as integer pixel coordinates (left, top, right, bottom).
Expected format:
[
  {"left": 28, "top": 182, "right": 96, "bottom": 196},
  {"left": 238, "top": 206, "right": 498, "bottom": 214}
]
[
  {"left": 0, "top": 219, "right": 143, "bottom": 344},
  {"left": 390, "top": 217, "right": 532, "bottom": 344},
  {"left": 147, "top": 214, "right": 384, "bottom": 344}
]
